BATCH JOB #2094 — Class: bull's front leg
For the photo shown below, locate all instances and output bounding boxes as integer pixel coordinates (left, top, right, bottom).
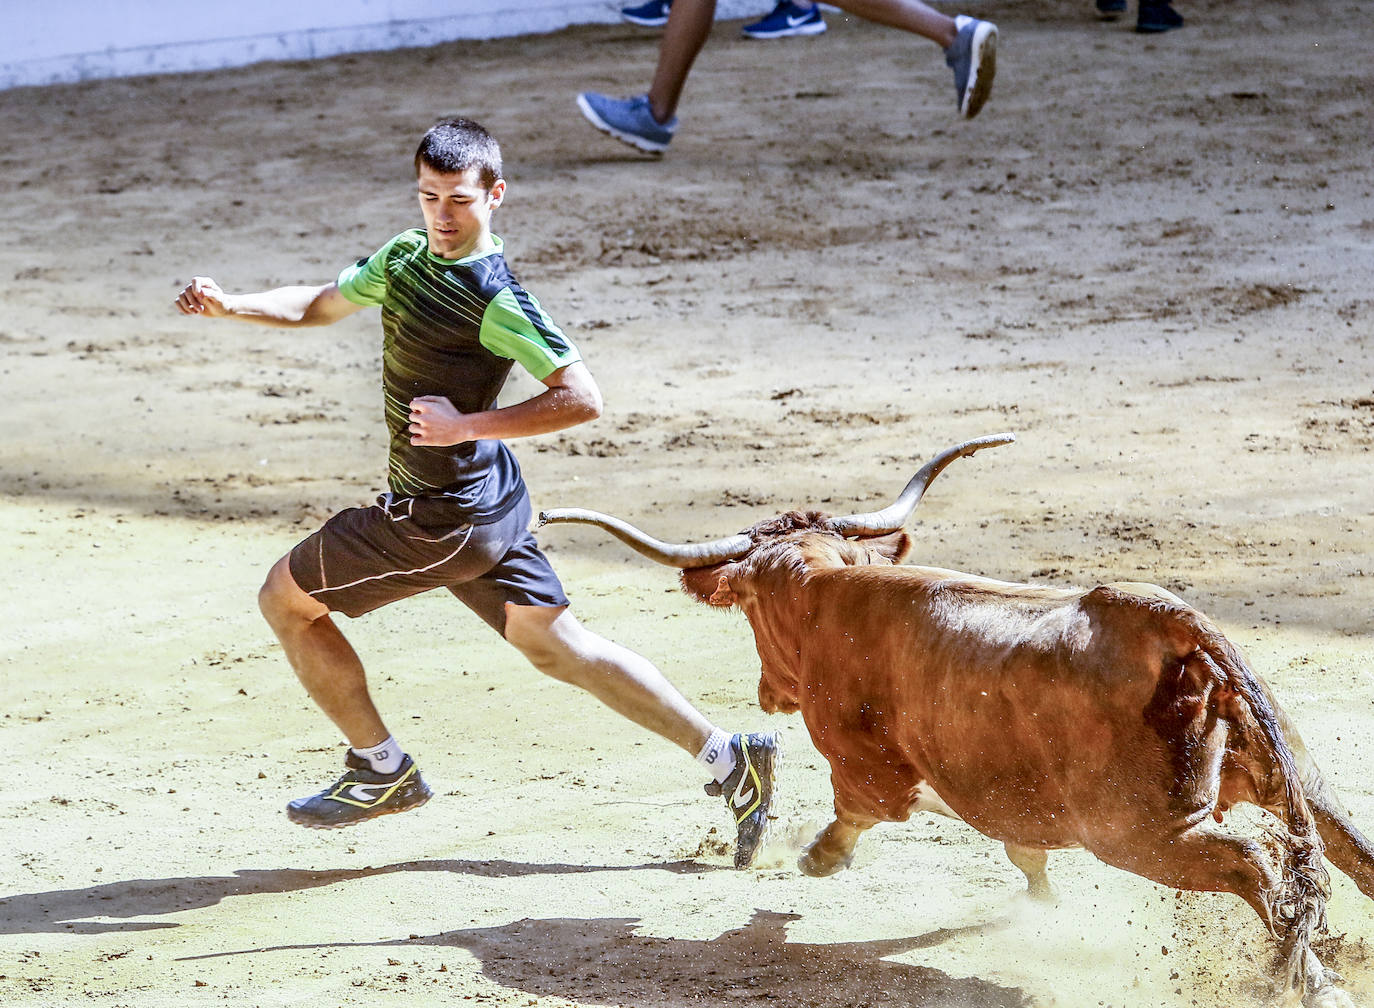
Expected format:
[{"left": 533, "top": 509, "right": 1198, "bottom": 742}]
[
  {"left": 799, "top": 812, "right": 877, "bottom": 877},
  {"left": 1004, "top": 841, "right": 1057, "bottom": 902}
]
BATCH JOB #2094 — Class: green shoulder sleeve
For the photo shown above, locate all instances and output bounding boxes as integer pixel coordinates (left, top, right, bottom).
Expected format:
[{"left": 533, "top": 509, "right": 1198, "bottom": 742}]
[
  {"left": 479, "top": 285, "right": 582, "bottom": 380},
  {"left": 336, "top": 232, "right": 412, "bottom": 306}
]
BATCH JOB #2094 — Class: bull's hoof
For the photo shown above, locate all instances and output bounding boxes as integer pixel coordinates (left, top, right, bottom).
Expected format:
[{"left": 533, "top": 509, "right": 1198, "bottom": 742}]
[
  {"left": 798, "top": 844, "right": 851, "bottom": 878},
  {"left": 1024, "top": 878, "right": 1060, "bottom": 904}
]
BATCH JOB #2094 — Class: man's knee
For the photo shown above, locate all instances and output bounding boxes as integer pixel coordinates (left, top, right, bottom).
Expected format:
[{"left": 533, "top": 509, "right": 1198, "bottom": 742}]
[
  {"left": 259, "top": 555, "right": 324, "bottom": 626},
  {"left": 504, "top": 605, "right": 583, "bottom": 678}
]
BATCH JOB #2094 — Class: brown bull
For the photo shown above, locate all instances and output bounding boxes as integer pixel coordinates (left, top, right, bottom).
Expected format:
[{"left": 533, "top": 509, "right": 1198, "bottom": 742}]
[{"left": 541, "top": 434, "right": 1374, "bottom": 1006}]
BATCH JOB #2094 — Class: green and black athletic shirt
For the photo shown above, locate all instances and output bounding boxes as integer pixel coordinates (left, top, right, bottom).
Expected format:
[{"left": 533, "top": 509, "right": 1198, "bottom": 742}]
[{"left": 337, "top": 230, "right": 580, "bottom": 522}]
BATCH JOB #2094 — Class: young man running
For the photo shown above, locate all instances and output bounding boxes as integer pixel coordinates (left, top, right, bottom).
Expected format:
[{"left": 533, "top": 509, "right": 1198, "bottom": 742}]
[
  {"left": 580, "top": 0, "right": 997, "bottom": 154},
  {"left": 174, "top": 117, "right": 776, "bottom": 868}
]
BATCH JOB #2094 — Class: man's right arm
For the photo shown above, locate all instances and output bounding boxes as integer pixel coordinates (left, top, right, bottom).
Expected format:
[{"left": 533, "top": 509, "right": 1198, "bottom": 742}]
[{"left": 174, "top": 277, "right": 363, "bottom": 327}]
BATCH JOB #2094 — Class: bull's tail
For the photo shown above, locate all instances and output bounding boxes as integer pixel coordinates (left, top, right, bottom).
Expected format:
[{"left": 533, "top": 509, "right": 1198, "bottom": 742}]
[{"left": 1188, "top": 619, "right": 1331, "bottom": 990}]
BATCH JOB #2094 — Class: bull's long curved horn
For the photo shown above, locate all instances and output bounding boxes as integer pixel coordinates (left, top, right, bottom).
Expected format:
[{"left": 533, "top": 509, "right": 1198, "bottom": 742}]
[
  {"left": 825, "top": 432, "right": 1016, "bottom": 538},
  {"left": 539, "top": 508, "right": 754, "bottom": 568}
]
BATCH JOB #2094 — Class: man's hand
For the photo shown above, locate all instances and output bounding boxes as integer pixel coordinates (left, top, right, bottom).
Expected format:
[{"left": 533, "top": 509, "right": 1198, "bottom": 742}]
[
  {"left": 406, "top": 364, "right": 601, "bottom": 446},
  {"left": 175, "top": 276, "right": 233, "bottom": 317},
  {"left": 409, "top": 395, "right": 469, "bottom": 446}
]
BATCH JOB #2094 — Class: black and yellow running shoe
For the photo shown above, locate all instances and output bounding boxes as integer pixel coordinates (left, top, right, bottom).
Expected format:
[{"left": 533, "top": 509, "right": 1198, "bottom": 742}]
[
  {"left": 704, "top": 732, "right": 779, "bottom": 868},
  {"left": 286, "top": 751, "right": 432, "bottom": 829}
]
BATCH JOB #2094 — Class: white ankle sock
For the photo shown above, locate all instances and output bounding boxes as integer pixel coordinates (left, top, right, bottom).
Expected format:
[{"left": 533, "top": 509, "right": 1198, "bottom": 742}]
[
  {"left": 352, "top": 736, "right": 404, "bottom": 775},
  {"left": 696, "top": 727, "right": 737, "bottom": 784}
]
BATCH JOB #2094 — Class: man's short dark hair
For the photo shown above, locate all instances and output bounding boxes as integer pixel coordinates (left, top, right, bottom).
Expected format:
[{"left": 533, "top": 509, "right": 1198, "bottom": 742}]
[{"left": 414, "top": 117, "right": 502, "bottom": 188}]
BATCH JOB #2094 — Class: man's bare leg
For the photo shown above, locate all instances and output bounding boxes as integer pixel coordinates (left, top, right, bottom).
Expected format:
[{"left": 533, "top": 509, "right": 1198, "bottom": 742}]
[
  {"left": 503, "top": 602, "right": 779, "bottom": 867},
  {"left": 258, "top": 554, "right": 389, "bottom": 749},
  {"left": 645, "top": 0, "right": 957, "bottom": 123},
  {"left": 258, "top": 555, "right": 430, "bottom": 830},
  {"left": 647, "top": 0, "right": 718, "bottom": 124},
  {"left": 828, "top": 0, "right": 956, "bottom": 46},
  {"left": 503, "top": 603, "right": 711, "bottom": 754}
]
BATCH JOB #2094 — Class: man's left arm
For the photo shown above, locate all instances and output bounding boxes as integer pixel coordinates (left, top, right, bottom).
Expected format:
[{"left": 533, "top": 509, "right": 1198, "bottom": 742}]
[{"left": 407, "top": 362, "right": 602, "bottom": 447}]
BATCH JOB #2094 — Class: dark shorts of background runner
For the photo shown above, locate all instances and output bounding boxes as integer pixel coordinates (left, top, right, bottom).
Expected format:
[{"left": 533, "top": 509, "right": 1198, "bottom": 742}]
[{"left": 287, "top": 490, "right": 568, "bottom": 634}]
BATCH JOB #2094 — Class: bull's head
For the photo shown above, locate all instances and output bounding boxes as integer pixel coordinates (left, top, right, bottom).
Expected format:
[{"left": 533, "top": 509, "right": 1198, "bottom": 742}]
[{"left": 539, "top": 433, "right": 1015, "bottom": 711}]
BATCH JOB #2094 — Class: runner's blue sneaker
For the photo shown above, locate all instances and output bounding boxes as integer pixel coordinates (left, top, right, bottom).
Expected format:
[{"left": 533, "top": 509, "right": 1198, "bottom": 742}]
[
  {"left": 1095, "top": 0, "right": 1127, "bottom": 19},
  {"left": 286, "top": 751, "right": 432, "bottom": 829},
  {"left": 1136, "top": 1, "right": 1183, "bottom": 32},
  {"left": 621, "top": 0, "right": 672, "bottom": 27},
  {"left": 704, "top": 731, "right": 779, "bottom": 868},
  {"left": 943, "top": 15, "right": 998, "bottom": 119},
  {"left": 742, "top": 1, "right": 827, "bottom": 39},
  {"left": 576, "top": 92, "right": 677, "bottom": 153}
]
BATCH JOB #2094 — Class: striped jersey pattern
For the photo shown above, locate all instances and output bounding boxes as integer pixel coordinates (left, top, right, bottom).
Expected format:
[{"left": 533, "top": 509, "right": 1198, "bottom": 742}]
[{"left": 337, "top": 230, "right": 581, "bottom": 521}]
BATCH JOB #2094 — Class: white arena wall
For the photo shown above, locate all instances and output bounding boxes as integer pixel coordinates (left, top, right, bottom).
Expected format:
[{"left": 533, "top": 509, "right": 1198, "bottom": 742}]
[{"left": 0, "top": 0, "right": 771, "bottom": 91}]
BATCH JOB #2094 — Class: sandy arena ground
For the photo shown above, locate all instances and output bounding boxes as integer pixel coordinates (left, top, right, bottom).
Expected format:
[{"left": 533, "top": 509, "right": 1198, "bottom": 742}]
[{"left": 2, "top": 0, "right": 1372, "bottom": 1004}]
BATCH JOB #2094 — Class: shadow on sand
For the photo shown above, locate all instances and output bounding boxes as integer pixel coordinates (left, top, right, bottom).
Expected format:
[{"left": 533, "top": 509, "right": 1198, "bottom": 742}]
[
  {"left": 0, "top": 857, "right": 711, "bottom": 935},
  {"left": 180, "top": 908, "right": 1030, "bottom": 1008}
]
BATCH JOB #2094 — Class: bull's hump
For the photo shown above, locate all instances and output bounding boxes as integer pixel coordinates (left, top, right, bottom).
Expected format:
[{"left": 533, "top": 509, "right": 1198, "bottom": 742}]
[
  {"left": 1101, "top": 581, "right": 1189, "bottom": 607},
  {"left": 871, "top": 565, "right": 1088, "bottom": 603},
  {"left": 803, "top": 565, "right": 1092, "bottom": 657}
]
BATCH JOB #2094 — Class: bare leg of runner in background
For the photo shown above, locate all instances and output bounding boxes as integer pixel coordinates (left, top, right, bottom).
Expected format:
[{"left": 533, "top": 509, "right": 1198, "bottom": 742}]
[{"left": 578, "top": 0, "right": 997, "bottom": 153}]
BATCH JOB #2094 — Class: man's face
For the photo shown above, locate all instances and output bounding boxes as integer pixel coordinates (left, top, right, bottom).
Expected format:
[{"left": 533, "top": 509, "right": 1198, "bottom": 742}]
[{"left": 416, "top": 164, "right": 505, "bottom": 260}]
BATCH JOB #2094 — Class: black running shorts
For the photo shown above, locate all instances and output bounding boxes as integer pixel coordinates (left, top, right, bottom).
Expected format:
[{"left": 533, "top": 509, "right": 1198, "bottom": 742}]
[{"left": 288, "top": 490, "right": 568, "bottom": 633}]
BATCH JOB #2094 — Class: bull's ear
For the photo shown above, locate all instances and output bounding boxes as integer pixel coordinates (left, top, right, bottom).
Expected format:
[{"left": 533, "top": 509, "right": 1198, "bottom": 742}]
[
  {"left": 869, "top": 531, "right": 912, "bottom": 563},
  {"left": 707, "top": 573, "right": 738, "bottom": 607},
  {"left": 680, "top": 564, "right": 738, "bottom": 606}
]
